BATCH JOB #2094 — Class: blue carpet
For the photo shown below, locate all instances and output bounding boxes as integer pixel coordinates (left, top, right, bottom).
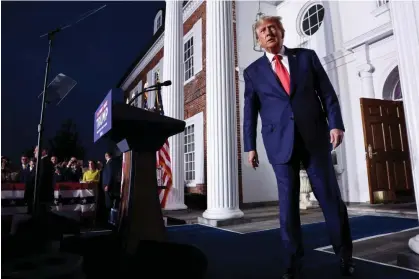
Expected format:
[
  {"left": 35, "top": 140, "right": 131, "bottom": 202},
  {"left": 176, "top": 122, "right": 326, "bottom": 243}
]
[{"left": 167, "top": 216, "right": 419, "bottom": 279}]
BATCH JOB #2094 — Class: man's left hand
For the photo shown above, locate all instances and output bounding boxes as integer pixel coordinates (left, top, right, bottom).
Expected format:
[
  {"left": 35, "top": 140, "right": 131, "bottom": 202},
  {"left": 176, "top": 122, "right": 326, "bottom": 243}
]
[{"left": 330, "top": 129, "right": 344, "bottom": 149}]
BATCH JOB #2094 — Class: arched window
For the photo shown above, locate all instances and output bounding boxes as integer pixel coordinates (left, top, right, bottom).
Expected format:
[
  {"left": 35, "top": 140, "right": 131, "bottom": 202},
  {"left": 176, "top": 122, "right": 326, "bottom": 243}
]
[
  {"left": 392, "top": 80, "right": 402, "bottom": 100},
  {"left": 383, "top": 66, "right": 403, "bottom": 101},
  {"left": 154, "top": 10, "right": 163, "bottom": 35}
]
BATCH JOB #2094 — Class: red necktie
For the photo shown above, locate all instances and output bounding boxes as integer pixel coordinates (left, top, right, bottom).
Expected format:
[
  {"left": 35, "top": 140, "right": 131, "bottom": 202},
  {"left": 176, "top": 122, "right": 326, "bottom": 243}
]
[{"left": 274, "top": 55, "right": 291, "bottom": 95}]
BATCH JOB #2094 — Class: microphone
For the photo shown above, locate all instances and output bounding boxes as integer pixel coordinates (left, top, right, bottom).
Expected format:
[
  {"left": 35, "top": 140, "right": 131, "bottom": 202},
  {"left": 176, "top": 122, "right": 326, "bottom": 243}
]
[
  {"left": 145, "top": 80, "right": 172, "bottom": 89},
  {"left": 127, "top": 80, "right": 172, "bottom": 106}
]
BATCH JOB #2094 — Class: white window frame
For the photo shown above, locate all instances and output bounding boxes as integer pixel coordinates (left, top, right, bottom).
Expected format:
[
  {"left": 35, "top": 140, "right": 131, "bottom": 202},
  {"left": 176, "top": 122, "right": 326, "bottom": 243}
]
[
  {"left": 298, "top": 3, "right": 325, "bottom": 37},
  {"left": 184, "top": 112, "right": 204, "bottom": 187},
  {"left": 372, "top": 0, "right": 390, "bottom": 17},
  {"left": 146, "top": 62, "right": 162, "bottom": 110},
  {"left": 152, "top": 64, "right": 161, "bottom": 108},
  {"left": 376, "top": 0, "right": 389, "bottom": 7},
  {"left": 154, "top": 10, "right": 163, "bottom": 35},
  {"left": 130, "top": 87, "right": 138, "bottom": 107},
  {"left": 183, "top": 18, "right": 202, "bottom": 85},
  {"left": 152, "top": 67, "right": 161, "bottom": 84},
  {"left": 184, "top": 33, "right": 194, "bottom": 83}
]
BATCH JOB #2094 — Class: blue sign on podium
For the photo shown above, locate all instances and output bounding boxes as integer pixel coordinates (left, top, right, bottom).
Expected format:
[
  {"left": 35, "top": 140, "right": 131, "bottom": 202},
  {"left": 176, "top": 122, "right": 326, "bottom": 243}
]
[{"left": 94, "top": 90, "right": 112, "bottom": 143}]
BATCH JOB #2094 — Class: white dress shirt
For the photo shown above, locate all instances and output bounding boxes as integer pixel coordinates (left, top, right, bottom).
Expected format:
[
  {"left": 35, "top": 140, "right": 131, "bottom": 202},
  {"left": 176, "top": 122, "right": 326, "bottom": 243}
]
[{"left": 265, "top": 45, "right": 290, "bottom": 76}]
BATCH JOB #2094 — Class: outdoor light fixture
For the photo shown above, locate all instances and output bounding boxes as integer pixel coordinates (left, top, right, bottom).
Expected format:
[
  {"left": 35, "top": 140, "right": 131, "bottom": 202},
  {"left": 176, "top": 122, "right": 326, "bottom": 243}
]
[{"left": 252, "top": 1, "right": 264, "bottom": 52}]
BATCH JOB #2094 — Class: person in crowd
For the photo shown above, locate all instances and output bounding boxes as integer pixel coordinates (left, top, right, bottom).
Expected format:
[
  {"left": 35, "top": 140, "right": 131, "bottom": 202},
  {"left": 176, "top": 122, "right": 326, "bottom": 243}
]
[
  {"left": 51, "top": 156, "right": 59, "bottom": 167},
  {"left": 24, "top": 158, "right": 37, "bottom": 209},
  {"left": 29, "top": 158, "right": 36, "bottom": 172},
  {"left": 30, "top": 146, "right": 54, "bottom": 213},
  {"left": 65, "top": 158, "right": 83, "bottom": 182},
  {"left": 101, "top": 152, "right": 119, "bottom": 221},
  {"left": 82, "top": 160, "right": 100, "bottom": 183},
  {"left": 19, "top": 155, "right": 30, "bottom": 183},
  {"left": 54, "top": 165, "right": 64, "bottom": 183},
  {"left": 1, "top": 157, "right": 12, "bottom": 182}
]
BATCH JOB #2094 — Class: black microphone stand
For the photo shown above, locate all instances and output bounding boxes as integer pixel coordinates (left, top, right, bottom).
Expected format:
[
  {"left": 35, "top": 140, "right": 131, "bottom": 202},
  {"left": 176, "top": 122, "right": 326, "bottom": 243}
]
[
  {"left": 33, "top": 29, "right": 59, "bottom": 218},
  {"left": 128, "top": 87, "right": 158, "bottom": 106},
  {"left": 32, "top": 5, "right": 107, "bottom": 218}
]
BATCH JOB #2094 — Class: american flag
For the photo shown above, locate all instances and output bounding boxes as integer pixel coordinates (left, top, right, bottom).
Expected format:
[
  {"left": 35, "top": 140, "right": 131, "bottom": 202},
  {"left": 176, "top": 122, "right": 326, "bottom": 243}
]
[
  {"left": 157, "top": 139, "right": 173, "bottom": 208},
  {"left": 154, "top": 72, "right": 173, "bottom": 208}
]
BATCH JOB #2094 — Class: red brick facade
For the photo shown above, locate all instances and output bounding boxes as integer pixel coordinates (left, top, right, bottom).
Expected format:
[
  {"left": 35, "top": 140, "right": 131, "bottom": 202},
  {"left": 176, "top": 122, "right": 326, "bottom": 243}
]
[
  {"left": 121, "top": 1, "right": 243, "bottom": 202},
  {"left": 183, "top": 3, "right": 207, "bottom": 194}
]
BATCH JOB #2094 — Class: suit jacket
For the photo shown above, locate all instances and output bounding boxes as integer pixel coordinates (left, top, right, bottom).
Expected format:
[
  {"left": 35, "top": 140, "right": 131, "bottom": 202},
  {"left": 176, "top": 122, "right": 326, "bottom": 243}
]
[
  {"left": 19, "top": 166, "right": 31, "bottom": 183},
  {"left": 23, "top": 168, "right": 36, "bottom": 203},
  {"left": 38, "top": 156, "right": 55, "bottom": 202},
  {"left": 102, "top": 159, "right": 118, "bottom": 194},
  {"left": 243, "top": 47, "right": 344, "bottom": 165}
]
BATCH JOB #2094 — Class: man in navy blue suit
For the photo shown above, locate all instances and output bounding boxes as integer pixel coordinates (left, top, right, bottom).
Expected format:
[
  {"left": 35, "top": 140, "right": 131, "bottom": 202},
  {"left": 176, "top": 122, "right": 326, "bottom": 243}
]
[
  {"left": 102, "top": 152, "right": 116, "bottom": 207},
  {"left": 243, "top": 16, "right": 354, "bottom": 279}
]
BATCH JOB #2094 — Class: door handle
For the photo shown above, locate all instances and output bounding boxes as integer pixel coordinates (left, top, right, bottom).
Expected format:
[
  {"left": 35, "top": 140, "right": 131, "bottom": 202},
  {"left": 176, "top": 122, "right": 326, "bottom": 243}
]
[{"left": 367, "top": 144, "right": 377, "bottom": 159}]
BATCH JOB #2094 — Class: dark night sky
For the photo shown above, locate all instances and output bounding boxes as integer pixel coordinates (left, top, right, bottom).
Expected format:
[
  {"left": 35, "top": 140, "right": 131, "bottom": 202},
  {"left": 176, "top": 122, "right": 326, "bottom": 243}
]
[{"left": 1, "top": 1, "right": 165, "bottom": 163}]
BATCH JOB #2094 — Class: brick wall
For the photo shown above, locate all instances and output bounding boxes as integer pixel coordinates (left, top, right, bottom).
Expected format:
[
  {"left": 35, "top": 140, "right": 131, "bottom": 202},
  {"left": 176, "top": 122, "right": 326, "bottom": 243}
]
[{"left": 184, "top": 3, "right": 206, "bottom": 194}]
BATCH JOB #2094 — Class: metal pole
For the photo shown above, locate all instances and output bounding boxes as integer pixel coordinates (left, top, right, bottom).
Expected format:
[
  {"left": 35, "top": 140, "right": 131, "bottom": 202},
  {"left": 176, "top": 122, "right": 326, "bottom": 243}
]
[
  {"left": 33, "top": 33, "right": 54, "bottom": 217},
  {"left": 32, "top": 5, "right": 107, "bottom": 218}
]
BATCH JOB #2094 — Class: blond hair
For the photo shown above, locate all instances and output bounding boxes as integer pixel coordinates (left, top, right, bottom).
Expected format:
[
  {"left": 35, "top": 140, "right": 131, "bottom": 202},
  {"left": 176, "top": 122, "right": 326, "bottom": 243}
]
[{"left": 254, "top": 15, "right": 285, "bottom": 39}]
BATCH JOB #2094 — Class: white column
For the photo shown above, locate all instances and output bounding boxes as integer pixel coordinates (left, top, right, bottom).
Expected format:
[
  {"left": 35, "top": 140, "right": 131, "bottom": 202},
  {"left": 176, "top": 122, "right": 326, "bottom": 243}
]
[
  {"left": 390, "top": 0, "right": 419, "bottom": 253},
  {"left": 161, "top": 0, "right": 187, "bottom": 210},
  {"left": 357, "top": 63, "right": 375, "bottom": 98},
  {"left": 203, "top": 0, "right": 243, "bottom": 220}
]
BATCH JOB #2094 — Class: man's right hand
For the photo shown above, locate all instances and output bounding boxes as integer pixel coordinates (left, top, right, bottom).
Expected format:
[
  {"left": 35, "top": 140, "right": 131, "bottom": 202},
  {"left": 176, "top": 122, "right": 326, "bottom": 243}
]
[
  {"left": 248, "top": 150, "right": 259, "bottom": 170},
  {"left": 104, "top": 186, "right": 108, "bottom": 192}
]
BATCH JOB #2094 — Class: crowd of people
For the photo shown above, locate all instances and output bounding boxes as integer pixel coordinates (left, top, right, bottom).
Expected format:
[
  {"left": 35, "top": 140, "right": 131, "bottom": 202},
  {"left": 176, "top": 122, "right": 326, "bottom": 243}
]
[
  {"left": 1, "top": 154, "right": 104, "bottom": 184},
  {"left": 1, "top": 147, "right": 121, "bottom": 224}
]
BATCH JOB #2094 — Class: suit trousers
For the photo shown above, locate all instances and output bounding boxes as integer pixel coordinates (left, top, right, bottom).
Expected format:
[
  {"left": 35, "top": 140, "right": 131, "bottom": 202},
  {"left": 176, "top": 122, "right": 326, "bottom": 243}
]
[{"left": 271, "top": 127, "right": 352, "bottom": 270}]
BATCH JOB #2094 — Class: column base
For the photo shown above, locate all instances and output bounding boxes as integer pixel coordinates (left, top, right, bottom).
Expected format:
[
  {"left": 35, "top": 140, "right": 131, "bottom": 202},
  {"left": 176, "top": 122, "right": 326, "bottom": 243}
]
[
  {"left": 201, "top": 207, "right": 244, "bottom": 222},
  {"left": 163, "top": 203, "right": 188, "bottom": 211},
  {"left": 408, "top": 235, "right": 419, "bottom": 255},
  {"left": 198, "top": 208, "right": 246, "bottom": 227}
]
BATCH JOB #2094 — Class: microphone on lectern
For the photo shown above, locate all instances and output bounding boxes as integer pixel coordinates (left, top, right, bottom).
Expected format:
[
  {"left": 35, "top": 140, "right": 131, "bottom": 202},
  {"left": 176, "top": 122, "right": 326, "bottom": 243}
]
[
  {"left": 159, "top": 80, "right": 172, "bottom": 86},
  {"left": 145, "top": 80, "right": 172, "bottom": 89}
]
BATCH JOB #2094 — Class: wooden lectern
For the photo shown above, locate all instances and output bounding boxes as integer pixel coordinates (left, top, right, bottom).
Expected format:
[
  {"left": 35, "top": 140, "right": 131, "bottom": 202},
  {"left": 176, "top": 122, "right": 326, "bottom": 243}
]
[
  {"left": 60, "top": 96, "right": 207, "bottom": 279},
  {"left": 105, "top": 104, "right": 186, "bottom": 254}
]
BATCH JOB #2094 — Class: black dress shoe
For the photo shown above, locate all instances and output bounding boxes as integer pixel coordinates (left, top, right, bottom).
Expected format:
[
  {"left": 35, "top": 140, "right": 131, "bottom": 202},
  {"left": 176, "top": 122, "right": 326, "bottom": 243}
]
[{"left": 340, "top": 258, "right": 355, "bottom": 276}]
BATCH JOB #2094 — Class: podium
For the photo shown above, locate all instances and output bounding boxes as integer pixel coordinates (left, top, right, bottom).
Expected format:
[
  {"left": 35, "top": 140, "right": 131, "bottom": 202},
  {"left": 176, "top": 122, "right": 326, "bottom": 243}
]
[
  {"left": 103, "top": 103, "right": 186, "bottom": 254},
  {"left": 58, "top": 90, "right": 207, "bottom": 279}
]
